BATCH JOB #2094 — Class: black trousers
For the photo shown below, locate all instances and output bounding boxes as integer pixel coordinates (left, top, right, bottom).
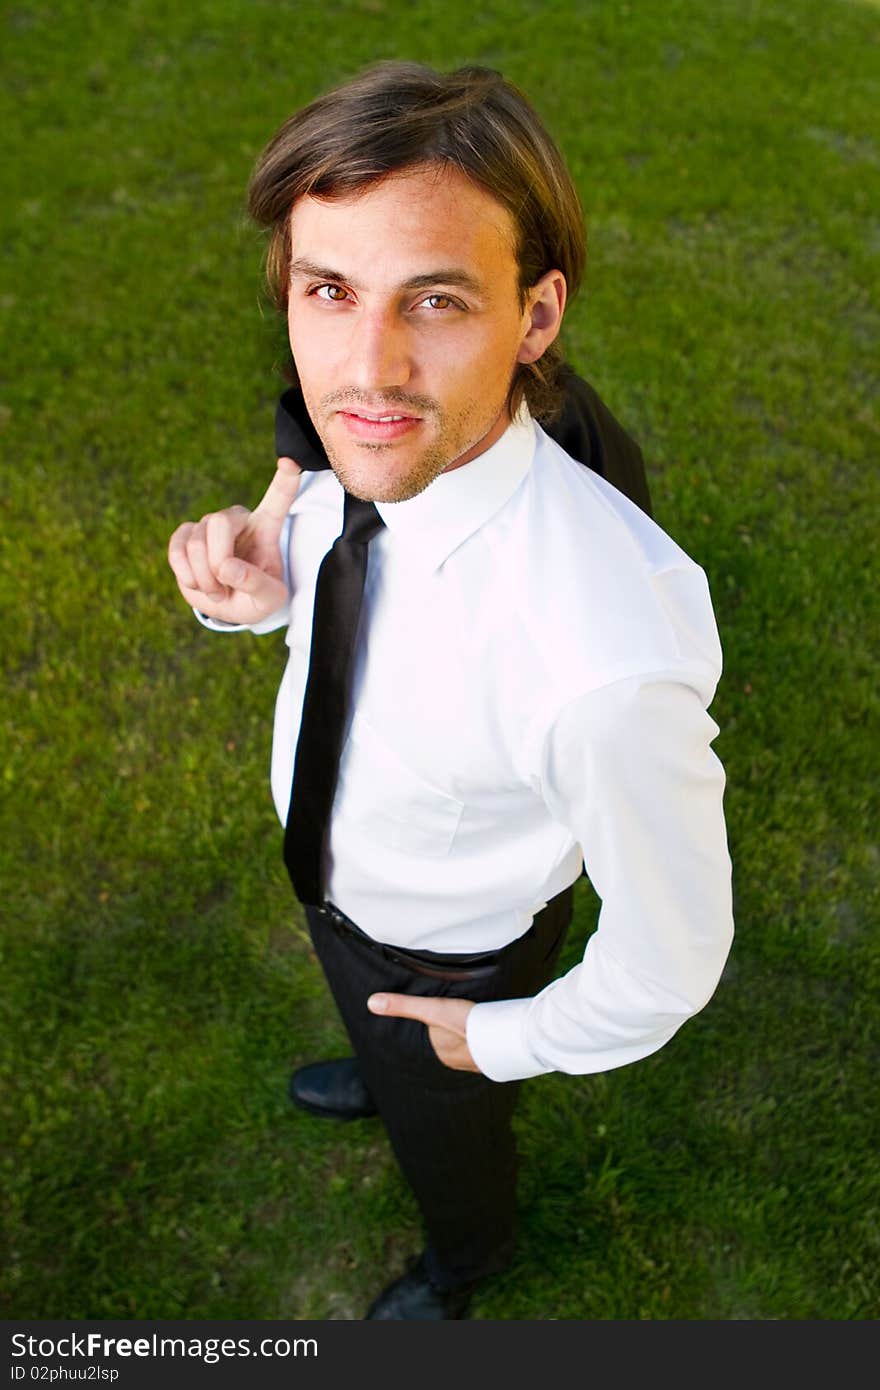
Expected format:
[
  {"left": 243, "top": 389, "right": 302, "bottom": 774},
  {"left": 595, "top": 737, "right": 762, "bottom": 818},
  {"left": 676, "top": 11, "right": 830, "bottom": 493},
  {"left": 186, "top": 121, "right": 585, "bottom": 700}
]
[{"left": 304, "top": 886, "right": 574, "bottom": 1291}]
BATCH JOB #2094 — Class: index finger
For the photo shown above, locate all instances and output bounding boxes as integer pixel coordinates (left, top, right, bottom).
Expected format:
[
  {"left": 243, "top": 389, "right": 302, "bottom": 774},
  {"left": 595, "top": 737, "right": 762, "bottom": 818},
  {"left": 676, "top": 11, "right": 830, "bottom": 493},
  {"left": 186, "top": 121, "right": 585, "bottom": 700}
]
[{"left": 253, "top": 456, "right": 303, "bottom": 521}]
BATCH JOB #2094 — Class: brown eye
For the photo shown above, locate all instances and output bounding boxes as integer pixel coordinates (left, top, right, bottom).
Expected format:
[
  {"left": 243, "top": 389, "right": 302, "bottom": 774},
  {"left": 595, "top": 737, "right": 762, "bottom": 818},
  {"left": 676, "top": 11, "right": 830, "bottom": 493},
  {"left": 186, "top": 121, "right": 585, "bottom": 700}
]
[
  {"left": 425, "top": 294, "right": 454, "bottom": 310},
  {"left": 316, "top": 284, "right": 349, "bottom": 301}
]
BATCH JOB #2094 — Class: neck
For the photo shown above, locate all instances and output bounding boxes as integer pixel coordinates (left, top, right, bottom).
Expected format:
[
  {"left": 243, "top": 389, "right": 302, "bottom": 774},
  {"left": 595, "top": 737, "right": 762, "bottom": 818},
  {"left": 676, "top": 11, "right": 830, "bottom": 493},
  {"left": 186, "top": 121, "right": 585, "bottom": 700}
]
[{"left": 441, "top": 405, "right": 512, "bottom": 475}]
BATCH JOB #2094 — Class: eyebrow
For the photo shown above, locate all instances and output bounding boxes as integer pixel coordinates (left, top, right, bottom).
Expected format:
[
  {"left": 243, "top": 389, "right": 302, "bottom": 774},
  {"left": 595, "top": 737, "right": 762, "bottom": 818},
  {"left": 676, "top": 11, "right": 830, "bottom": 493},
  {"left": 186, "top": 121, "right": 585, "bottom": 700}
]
[{"left": 289, "top": 258, "right": 486, "bottom": 297}]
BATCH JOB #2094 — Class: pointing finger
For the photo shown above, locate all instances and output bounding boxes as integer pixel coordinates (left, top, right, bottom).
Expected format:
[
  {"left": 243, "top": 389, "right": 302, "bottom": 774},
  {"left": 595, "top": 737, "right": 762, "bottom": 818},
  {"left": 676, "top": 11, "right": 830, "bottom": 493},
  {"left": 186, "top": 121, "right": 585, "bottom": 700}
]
[{"left": 253, "top": 456, "right": 303, "bottom": 522}]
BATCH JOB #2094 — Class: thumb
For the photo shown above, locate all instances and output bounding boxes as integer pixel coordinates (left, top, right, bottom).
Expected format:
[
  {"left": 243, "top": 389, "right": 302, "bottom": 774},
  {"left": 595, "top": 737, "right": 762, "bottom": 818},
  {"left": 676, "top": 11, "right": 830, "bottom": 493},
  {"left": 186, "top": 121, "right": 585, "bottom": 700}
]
[
  {"left": 368, "top": 993, "right": 472, "bottom": 1035},
  {"left": 216, "top": 554, "right": 285, "bottom": 599}
]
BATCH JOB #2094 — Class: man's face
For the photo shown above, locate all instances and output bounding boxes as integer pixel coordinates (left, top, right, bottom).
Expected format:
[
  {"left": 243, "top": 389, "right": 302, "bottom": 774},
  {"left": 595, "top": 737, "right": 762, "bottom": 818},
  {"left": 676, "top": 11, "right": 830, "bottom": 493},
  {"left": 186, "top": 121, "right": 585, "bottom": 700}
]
[{"left": 286, "top": 165, "right": 534, "bottom": 503}]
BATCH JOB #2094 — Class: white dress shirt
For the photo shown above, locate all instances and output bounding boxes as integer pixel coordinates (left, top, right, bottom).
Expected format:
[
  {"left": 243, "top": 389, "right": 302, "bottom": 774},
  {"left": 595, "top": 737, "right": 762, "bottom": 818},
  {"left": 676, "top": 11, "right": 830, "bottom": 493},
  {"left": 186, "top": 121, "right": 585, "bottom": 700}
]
[{"left": 198, "top": 411, "right": 733, "bottom": 1082}]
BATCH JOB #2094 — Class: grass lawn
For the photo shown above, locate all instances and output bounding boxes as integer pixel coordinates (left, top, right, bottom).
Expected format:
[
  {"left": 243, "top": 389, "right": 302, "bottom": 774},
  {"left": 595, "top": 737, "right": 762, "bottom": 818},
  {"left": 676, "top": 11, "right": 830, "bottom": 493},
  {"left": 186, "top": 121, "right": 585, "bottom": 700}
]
[{"left": 2, "top": 0, "right": 878, "bottom": 1319}]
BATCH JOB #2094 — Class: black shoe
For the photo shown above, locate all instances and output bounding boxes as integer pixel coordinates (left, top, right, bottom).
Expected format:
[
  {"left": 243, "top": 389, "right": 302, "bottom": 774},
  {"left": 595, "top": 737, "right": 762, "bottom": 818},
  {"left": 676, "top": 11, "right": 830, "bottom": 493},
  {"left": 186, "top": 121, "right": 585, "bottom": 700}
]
[
  {"left": 288, "top": 1057, "right": 378, "bottom": 1120},
  {"left": 366, "top": 1254, "right": 474, "bottom": 1320}
]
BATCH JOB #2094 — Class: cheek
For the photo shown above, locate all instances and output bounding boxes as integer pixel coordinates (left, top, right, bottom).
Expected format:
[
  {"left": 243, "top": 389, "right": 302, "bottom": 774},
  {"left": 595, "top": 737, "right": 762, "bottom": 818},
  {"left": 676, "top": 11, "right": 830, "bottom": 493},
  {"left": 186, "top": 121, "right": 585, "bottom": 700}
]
[
  {"left": 288, "top": 324, "right": 332, "bottom": 400},
  {"left": 287, "top": 308, "right": 309, "bottom": 356},
  {"left": 435, "top": 327, "right": 511, "bottom": 391},
  {"left": 447, "top": 330, "right": 520, "bottom": 408}
]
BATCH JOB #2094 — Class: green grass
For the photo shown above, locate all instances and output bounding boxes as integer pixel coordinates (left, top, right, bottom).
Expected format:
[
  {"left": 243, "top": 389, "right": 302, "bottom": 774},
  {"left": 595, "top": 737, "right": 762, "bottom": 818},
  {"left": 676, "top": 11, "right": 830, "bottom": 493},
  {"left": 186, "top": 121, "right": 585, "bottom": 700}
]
[{"left": 2, "top": 0, "right": 878, "bottom": 1319}]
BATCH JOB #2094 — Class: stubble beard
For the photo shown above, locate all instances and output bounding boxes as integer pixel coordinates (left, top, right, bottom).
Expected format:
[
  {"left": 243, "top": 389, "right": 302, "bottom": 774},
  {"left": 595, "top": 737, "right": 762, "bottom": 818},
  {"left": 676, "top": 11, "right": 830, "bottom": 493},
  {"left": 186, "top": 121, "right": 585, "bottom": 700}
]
[
  {"left": 322, "top": 433, "right": 454, "bottom": 503},
  {"left": 315, "top": 394, "right": 509, "bottom": 504}
]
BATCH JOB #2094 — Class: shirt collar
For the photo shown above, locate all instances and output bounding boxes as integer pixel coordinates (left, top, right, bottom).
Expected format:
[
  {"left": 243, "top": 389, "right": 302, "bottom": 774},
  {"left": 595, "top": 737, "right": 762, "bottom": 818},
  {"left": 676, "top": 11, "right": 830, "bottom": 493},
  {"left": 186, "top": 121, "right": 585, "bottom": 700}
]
[{"left": 375, "top": 408, "right": 536, "bottom": 572}]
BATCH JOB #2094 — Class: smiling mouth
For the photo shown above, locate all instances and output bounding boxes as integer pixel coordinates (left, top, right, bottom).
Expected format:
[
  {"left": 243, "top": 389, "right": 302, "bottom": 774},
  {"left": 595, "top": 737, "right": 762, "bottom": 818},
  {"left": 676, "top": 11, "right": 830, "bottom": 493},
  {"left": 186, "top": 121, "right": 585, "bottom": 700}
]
[
  {"left": 338, "top": 408, "right": 420, "bottom": 423},
  {"left": 335, "top": 409, "right": 424, "bottom": 444}
]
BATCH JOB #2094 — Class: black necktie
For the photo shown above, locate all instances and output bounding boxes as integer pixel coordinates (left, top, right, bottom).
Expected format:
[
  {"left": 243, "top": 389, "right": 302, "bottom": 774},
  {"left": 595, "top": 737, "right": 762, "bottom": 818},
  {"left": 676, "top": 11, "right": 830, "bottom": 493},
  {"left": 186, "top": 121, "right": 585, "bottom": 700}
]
[{"left": 283, "top": 490, "right": 385, "bottom": 905}]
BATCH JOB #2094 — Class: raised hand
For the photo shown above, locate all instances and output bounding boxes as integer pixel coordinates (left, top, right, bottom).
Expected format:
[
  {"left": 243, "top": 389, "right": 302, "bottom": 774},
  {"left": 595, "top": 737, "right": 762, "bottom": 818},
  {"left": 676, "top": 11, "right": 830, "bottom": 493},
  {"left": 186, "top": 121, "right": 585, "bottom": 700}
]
[{"left": 167, "top": 457, "right": 302, "bottom": 626}]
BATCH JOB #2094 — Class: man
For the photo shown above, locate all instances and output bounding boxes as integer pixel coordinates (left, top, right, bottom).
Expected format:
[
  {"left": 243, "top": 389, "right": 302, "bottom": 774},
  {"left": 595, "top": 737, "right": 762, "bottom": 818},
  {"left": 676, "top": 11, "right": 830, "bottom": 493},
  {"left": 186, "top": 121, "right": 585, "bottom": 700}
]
[{"left": 168, "top": 62, "right": 733, "bottom": 1319}]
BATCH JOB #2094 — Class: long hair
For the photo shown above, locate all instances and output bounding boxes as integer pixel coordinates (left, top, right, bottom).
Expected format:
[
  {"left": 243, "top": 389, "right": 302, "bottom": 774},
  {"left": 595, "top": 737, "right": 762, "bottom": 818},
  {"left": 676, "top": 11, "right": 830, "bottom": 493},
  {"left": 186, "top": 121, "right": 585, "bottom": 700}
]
[{"left": 247, "top": 62, "right": 586, "bottom": 421}]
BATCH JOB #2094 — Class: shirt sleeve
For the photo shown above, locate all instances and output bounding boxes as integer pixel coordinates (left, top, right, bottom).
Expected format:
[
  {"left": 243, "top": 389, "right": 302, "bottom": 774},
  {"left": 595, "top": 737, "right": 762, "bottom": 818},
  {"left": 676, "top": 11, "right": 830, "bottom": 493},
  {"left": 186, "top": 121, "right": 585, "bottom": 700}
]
[
  {"left": 191, "top": 515, "right": 293, "bottom": 635},
  {"left": 465, "top": 673, "right": 734, "bottom": 1082}
]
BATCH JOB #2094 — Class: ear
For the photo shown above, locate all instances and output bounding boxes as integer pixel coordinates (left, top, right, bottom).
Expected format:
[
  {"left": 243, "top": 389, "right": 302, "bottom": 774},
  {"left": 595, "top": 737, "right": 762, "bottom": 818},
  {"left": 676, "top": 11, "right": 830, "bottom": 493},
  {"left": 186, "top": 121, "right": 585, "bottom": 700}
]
[{"left": 516, "top": 270, "right": 567, "bottom": 365}]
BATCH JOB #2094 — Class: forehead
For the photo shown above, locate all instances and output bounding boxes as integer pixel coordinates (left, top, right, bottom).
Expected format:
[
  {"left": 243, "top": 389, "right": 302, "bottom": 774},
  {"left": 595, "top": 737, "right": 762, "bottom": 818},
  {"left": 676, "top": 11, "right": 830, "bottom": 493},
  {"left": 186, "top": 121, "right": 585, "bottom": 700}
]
[{"left": 288, "top": 164, "right": 519, "bottom": 288}]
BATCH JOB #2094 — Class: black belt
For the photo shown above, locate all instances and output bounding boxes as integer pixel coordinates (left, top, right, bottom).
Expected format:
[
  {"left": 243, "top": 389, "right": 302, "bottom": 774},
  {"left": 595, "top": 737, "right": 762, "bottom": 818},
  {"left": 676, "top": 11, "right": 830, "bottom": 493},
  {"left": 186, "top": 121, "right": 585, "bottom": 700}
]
[{"left": 314, "top": 902, "right": 504, "bottom": 982}]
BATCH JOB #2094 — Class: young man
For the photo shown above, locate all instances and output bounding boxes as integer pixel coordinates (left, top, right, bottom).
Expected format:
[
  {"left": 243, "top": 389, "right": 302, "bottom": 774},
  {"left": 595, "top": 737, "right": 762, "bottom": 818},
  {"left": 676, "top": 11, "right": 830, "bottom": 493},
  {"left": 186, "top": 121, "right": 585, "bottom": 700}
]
[{"left": 168, "top": 63, "right": 733, "bottom": 1319}]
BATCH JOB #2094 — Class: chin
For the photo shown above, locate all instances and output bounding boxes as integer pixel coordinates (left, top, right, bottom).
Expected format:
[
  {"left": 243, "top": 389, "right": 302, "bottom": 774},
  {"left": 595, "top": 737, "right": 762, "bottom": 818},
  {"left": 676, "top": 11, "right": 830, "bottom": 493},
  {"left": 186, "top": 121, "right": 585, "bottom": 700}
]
[
  {"left": 328, "top": 445, "right": 451, "bottom": 505},
  {"left": 335, "top": 471, "right": 438, "bottom": 505}
]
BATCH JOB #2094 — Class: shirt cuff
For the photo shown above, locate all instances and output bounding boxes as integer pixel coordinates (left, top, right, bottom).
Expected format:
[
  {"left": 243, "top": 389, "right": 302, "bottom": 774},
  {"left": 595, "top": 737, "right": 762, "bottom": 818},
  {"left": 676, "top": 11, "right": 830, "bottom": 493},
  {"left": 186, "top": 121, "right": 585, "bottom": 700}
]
[
  {"left": 194, "top": 610, "right": 249, "bottom": 632},
  {"left": 466, "top": 997, "right": 553, "bottom": 1083},
  {"left": 192, "top": 602, "right": 291, "bottom": 635}
]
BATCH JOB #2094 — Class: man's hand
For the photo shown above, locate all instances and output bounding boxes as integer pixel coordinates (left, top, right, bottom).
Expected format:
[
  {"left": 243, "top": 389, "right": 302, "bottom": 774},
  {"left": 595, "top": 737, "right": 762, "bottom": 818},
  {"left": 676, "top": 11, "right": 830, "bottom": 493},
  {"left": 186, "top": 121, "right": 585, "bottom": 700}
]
[
  {"left": 367, "top": 993, "right": 480, "bottom": 1073},
  {"left": 167, "top": 456, "right": 302, "bottom": 625}
]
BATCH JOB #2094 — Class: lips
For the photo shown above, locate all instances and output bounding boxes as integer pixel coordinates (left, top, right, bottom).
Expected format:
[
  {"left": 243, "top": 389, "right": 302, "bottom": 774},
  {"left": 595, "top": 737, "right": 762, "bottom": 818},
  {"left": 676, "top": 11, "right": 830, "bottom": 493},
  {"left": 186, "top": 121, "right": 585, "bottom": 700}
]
[
  {"left": 337, "top": 409, "right": 423, "bottom": 443},
  {"left": 345, "top": 410, "right": 412, "bottom": 422}
]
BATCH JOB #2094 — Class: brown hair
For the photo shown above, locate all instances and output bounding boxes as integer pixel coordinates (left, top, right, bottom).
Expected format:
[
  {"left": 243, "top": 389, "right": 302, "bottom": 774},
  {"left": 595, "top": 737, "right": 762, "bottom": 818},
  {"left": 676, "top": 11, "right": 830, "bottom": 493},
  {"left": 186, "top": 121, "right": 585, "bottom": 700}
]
[{"left": 247, "top": 62, "right": 586, "bottom": 421}]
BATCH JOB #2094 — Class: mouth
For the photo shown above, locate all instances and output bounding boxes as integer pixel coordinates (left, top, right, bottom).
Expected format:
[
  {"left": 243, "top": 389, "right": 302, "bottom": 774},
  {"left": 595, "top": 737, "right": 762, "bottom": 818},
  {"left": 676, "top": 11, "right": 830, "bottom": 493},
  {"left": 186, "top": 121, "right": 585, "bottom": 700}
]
[{"left": 336, "top": 408, "right": 424, "bottom": 443}]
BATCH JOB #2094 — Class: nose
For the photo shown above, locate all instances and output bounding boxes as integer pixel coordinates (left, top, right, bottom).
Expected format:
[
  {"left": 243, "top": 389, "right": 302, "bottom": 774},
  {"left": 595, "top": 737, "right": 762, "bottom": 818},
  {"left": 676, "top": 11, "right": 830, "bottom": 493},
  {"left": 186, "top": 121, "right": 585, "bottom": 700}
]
[{"left": 344, "top": 307, "right": 412, "bottom": 392}]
